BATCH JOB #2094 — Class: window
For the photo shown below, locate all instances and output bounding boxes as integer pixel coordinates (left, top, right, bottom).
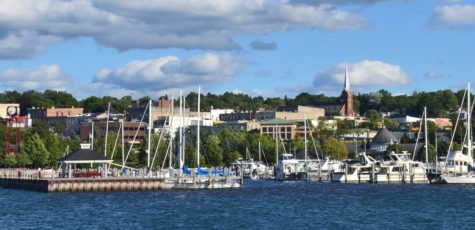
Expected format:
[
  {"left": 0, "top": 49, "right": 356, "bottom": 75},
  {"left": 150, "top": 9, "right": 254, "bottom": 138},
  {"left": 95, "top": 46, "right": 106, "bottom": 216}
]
[
  {"left": 263, "top": 127, "right": 267, "bottom": 132},
  {"left": 287, "top": 127, "right": 291, "bottom": 132},
  {"left": 281, "top": 127, "right": 285, "bottom": 132}
]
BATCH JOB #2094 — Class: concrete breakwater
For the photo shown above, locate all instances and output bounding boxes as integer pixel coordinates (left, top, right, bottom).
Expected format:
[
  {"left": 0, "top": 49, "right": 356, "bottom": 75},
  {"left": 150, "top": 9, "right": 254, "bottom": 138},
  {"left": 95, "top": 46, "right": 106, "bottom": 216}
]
[
  {"left": 0, "top": 168, "right": 242, "bottom": 192},
  {"left": 0, "top": 177, "right": 166, "bottom": 192}
]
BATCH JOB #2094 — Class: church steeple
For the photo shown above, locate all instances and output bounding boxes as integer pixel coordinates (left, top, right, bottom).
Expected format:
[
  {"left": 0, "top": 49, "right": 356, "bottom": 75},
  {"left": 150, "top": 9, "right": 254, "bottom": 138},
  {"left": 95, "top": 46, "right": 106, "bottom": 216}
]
[
  {"left": 339, "top": 66, "right": 356, "bottom": 117},
  {"left": 344, "top": 65, "right": 351, "bottom": 92}
]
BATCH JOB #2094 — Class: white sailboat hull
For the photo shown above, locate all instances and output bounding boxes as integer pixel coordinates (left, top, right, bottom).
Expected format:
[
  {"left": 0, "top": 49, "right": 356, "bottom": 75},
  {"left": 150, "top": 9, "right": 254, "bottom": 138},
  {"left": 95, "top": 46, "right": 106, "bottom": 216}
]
[
  {"left": 331, "top": 172, "right": 371, "bottom": 183},
  {"left": 441, "top": 175, "right": 475, "bottom": 184}
]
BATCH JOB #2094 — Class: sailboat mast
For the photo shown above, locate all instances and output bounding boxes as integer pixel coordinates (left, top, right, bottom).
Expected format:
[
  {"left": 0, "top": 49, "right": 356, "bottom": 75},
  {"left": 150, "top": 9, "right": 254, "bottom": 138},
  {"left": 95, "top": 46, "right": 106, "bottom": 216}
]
[
  {"left": 169, "top": 98, "right": 174, "bottom": 169},
  {"left": 258, "top": 141, "right": 262, "bottom": 162},
  {"left": 91, "top": 121, "right": 94, "bottom": 150},
  {"left": 121, "top": 119, "right": 125, "bottom": 168},
  {"left": 304, "top": 113, "right": 308, "bottom": 162},
  {"left": 197, "top": 86, "right": 201, "bottom": 168},
  {"left": 183, "top": 94, "right": 186, "bottom": 167},
  {"left": 104, "top": 102, "right": 111, "bottom": 156},
  {"left": 468, "top": 83, "right": 472, "bottom": 157},
  {"left": 424, "top": 107, "right": 429, "bottom": 163},
  {"left": 275, "top": 124, "right": 278, "bottom": 165},
  {"left": 179, "top": 91, "right": 183, "bottom": 170},
  {"left": 147, "top": 100, "right": 152, "bottom": 168}
]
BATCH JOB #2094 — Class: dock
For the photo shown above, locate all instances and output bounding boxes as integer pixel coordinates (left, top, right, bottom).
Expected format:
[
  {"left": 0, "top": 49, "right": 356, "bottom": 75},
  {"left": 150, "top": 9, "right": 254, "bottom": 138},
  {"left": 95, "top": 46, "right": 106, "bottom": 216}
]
[
  {"left": 0, "top": 168, "right": 242, "bottom": 192},
  {"left": 0, "top": 177, "right": 165, "bottom": 192}
]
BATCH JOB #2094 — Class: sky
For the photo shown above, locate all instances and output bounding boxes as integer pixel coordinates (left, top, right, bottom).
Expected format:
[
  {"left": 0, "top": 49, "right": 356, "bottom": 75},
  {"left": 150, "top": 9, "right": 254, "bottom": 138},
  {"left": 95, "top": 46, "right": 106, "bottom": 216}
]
[{"left": 0, "top": 0, "right": 474, "bottom": 99}]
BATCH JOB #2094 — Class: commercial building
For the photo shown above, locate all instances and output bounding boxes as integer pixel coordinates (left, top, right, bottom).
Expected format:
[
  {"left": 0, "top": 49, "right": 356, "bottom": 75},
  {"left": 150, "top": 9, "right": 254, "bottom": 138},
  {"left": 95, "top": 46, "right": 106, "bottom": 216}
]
[
  {"left": 260, "top": 118, "right": 298, "bottom": 140},
  {"left": 80, "top": 121, "right": 147, "bottom": 144}
]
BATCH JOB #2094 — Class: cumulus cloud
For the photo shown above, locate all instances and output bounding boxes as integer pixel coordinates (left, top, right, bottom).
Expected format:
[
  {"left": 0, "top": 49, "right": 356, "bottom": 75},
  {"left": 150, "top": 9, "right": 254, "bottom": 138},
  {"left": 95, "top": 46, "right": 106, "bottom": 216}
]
[
  {"left": 249, "top": 39, "right": 277, "bottom": 51},
  {"left": 0, "top": 0, "right": 368, "bottom": 58},
  {"left": 430, "top": 4, "right": 475, "bottom": 29},
  {"left": 312, "top": 60, "right": 410, "bottom": 92},
  {"left": 0, "top": 30, "right": 62, "bottom": 59},
  {"left": 0, "top": 65, "right": 75, "bottom": 91},
  {"left": 0, "top": 53, "right": 244, "bottom": 98},
  {"left": 91, "top": 53, "right": 243, "bottom": 97}
]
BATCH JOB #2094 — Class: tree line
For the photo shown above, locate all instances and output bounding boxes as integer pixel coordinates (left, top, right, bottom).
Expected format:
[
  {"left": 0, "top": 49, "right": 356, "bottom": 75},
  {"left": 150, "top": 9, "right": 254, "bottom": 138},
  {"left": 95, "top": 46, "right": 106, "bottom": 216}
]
[{"left": 0, "top": 88, "right": 469, "bottom": 118}]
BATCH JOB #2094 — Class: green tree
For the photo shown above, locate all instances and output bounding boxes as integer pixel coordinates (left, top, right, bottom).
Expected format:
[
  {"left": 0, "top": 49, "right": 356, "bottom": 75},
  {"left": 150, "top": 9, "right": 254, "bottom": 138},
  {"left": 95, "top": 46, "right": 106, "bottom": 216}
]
[
  {"left": 45, "top": 134, "right": 65, "bottom": 163},
  {"left": 204, "top": 135, "right": 223, "bottom": 166},
  {"left": 323, "top": 136, "right": 348, "bottom": 160},
  {"left": 16, "top": 152, "right": 32, "bottom": 168},
  {"left": 2, "top": 155, "right": 17, "bottom": 167},
  {"left": 23, "top": 133, "right": 50, "bottom": 167}
]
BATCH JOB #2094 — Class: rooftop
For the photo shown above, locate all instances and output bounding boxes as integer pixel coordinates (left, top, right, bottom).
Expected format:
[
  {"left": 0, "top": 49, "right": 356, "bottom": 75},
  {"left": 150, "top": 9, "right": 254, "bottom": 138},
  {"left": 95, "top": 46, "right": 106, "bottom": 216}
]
[{"left": 260, "top": 118, "right": 296, "bottom": 125}]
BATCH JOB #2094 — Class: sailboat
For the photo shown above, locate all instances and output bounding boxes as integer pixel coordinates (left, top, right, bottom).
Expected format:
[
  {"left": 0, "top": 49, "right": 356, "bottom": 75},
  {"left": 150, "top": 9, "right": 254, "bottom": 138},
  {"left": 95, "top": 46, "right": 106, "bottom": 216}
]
[
  {"left": 163, "top": 86, "right": 242, "bottom": 189},
  {"left": 441, "top": 83, "right": 475, "bottom": 184}
]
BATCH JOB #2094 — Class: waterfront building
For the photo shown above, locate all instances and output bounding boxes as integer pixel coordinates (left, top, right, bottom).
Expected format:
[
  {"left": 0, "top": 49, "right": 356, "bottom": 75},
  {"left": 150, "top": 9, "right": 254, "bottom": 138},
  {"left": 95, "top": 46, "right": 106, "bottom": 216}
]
[
  {"left": 260, "top": 118, "right": 297, "bottom": 140},
  {"left": 219, "top": 105, "right": 324, "bottom": 122},
  {"left": 80, "top": 120, "right": 147, "bottom": 144},
  {"left": 27, "top": 106, "right": 84, "bottom": 119}
]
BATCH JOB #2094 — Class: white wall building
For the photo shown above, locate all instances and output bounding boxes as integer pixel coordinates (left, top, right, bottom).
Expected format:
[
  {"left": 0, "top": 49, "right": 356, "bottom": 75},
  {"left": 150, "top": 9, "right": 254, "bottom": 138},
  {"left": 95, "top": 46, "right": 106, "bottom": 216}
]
[{"left": 210, "top": 109, "right": 234, "bottom": 121}]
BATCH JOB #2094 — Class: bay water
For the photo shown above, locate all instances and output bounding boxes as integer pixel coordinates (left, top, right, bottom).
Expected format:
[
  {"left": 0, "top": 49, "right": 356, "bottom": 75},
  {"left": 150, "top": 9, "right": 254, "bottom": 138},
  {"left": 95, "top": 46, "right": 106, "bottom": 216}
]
[{"left": 1, "top": 181, "right": 474, "bottom": 229}]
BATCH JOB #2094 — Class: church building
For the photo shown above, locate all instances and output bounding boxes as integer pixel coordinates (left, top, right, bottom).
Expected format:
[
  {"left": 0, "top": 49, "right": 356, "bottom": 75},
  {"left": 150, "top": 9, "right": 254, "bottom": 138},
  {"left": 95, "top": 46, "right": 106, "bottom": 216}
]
[
  {"left": 339, "top": 66, "right": 356, "bottom": 117},
  {"left": 317, "top": 66, "right": 357, "bottom": 117}
]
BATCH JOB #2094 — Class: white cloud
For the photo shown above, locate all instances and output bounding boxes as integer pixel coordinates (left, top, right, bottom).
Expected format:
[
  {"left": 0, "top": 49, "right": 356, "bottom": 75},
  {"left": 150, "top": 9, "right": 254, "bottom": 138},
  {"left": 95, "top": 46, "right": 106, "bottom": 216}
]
[
  {"left": 312, "top": 60, "right": 410, "bottom": 93},
  {"left": 91, "top": 53, "right": 244, "bottom": 97},
  {"left": 0, "top": 0, "right": 368, "bottom": 58},
  {"left": 430, "top": 4, "right": 475, "bottom": 29},
  {"left": 0, "top": 65, "right": 75, "bottom": 91},
  {"left": 0, "top": 53, "right": 243, "bottom": 98},
  {"left": 0, "top": 30, "right": 61, "bottom": 59}
]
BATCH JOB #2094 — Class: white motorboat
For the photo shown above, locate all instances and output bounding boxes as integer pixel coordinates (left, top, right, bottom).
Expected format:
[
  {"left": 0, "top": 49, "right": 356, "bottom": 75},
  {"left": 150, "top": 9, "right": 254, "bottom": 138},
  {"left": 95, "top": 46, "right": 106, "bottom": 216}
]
[
  {"left": 376, "top": 152, "right": 428, "bottom": 183},
  {"left": 276, "top": 154, "right": 301, "bottom": 181},
  {"left": 331, "top": 152, "right": 377, "bottom": 183},
  {"left": 231, "top": 158, "right": 267, "bottom": 180}
]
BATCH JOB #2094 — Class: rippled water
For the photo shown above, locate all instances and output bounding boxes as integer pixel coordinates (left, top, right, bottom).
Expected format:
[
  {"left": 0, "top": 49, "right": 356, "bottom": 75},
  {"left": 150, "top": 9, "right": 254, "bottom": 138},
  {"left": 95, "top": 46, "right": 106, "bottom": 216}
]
[{"left": 1, "top": 181, "right": 475, "bottom": 229}]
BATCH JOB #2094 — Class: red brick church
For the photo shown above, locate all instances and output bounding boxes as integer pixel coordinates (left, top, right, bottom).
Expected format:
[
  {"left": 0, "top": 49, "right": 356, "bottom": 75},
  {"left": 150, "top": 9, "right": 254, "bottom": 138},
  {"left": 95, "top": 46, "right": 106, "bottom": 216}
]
[{"left": 339, "top": 66, "right": 356, "bottom": 117}]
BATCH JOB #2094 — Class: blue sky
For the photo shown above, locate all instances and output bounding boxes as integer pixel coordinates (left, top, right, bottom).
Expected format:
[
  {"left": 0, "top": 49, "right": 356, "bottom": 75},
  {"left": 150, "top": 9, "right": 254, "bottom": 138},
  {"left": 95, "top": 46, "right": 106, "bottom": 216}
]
[{"left": 0, "top": 0, "right": 474, "bottom": 99}]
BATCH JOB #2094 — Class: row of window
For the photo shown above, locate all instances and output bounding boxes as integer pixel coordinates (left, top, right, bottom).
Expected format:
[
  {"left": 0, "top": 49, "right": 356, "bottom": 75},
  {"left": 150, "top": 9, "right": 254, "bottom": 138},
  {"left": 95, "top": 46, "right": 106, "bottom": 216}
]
[
  {"left": 263, "top": 133, "right": 292, "bottom": 139},
  {"left": 262, "top": 127, "right": 292, "bottom": 132},
  {"left": 447, "top": 160, "right": 468, "bottom": 166}
]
